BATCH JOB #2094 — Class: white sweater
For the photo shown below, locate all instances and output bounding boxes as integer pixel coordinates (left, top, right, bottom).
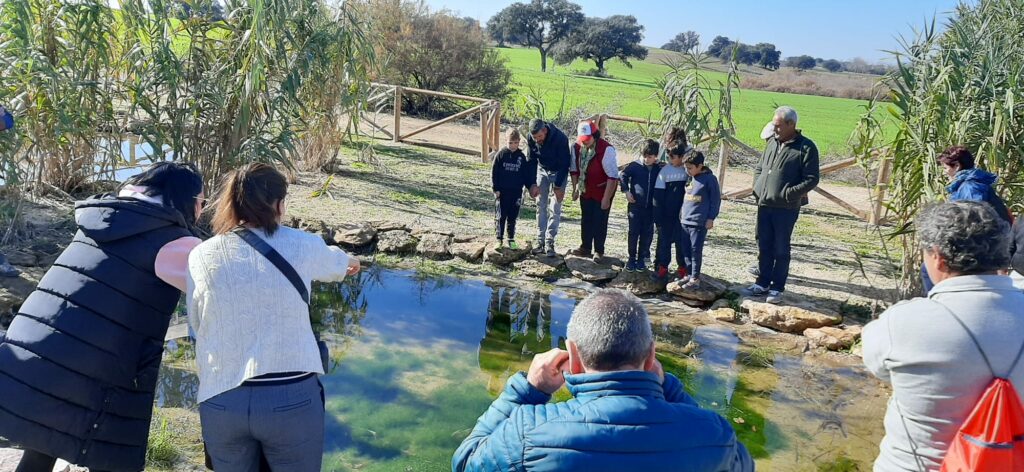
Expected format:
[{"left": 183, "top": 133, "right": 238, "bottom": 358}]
[{"left": 187, "top": 226, "right": 350, "bottom": 402}]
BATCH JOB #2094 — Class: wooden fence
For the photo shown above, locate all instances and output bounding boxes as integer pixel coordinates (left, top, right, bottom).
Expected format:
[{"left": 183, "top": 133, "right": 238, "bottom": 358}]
[{"left": 360, "top": 82, "right": 501, "bottom": 162}]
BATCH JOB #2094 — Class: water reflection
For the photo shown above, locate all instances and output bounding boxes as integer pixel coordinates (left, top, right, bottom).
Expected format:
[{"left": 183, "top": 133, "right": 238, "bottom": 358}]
[{"left": 155, "top": 268, "right": 886, "bottom": 471}]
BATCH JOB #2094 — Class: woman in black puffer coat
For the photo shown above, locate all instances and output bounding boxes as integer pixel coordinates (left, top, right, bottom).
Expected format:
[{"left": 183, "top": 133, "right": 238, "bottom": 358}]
[{"left": 0, "top": 162, "right": 204, "bottom": 472}]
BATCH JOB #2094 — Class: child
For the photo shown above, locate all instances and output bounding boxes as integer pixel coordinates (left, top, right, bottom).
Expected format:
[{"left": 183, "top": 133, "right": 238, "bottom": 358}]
[
  {"left": 491, "top": 128, "right": 531, "bottom": 249},
  {"left": 679, "top": 150, "right": 721, "bottom": 288},
  {"left": 652, "top": 142, "right": 691, "bottom": 281},
  {"left": 619, "top": 139, "right": 663, "bottom": 272}
]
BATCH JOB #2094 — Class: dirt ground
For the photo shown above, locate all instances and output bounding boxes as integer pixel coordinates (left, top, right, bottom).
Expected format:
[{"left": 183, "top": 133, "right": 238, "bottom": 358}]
[{"left": 290, "top": 115, "right": 899, "bottom": 313}]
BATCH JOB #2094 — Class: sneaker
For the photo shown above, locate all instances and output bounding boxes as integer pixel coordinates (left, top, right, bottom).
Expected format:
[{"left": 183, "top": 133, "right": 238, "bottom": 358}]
[
  {"left": 683, "top": 278, "right": 702, "bottom": 290},
  {"left": 676, "top": 267, "right": 689, "bottom": 280},
  {"left": 508, "top": 240, "right": 520, "bottom": 250},
  {"left": 624, "top": 260, "right": 636, "bottom": 272},
  {"left": 593, "top": 252, "right": 604, "bottom": 264},
  {"left": 766, "top": 290, "right": 784, "bottom": 304},
  {"left": 748, "top": 264, "right": 760, "bottom": 277},
  {"left": 742, "top": 283, "right": 769, "bottom": 297},
  {"left": 635, "top": 260, "right": 647, "bottom": 272},
  {"left": 651, "top": 265, "right": 669, "bottom": 281},
  {"left": 570, "top": 248, "right": 592, "bottom": 258},
  {"left": 532, "top": 240, "right": 545, "bottom": 254}
]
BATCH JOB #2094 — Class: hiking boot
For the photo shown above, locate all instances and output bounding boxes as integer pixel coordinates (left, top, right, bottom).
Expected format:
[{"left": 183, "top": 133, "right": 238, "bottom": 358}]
[
  {"left": 742, "top": 283, "right": 769, "bottom": 297},
  {"left": 624, "top": 260, "right": 636, "bottom": 272},
  {"left": 766, "top": 290, "right": 784, "bottom": 304},
  {"left": 570, "top": 247, "right": 592, "bottom": 258},
  {"left": 508, "top": 240, "right": 520, "bottom": 250}
]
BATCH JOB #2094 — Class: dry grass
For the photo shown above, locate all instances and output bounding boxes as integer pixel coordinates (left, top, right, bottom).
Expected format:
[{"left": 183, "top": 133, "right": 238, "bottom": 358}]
[{"left": 741, "top": 68, "right": 887, "bottom": 100}]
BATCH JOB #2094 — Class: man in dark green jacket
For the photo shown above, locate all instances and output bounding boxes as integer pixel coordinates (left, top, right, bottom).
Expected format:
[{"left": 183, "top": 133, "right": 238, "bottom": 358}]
[{"left": 744, "top": 106, "right": 819, "bottom": 303}]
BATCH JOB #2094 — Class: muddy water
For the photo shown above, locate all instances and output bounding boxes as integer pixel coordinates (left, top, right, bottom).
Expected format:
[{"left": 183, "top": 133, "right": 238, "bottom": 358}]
[{"left": 158, "top": 268, "right": 887, "bottom": 471}]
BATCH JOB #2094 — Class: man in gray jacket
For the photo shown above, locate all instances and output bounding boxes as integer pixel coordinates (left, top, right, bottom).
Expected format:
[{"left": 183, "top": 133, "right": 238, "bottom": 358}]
[
  {"left": 863, "top": 201, "right": 1024, "bottom": 471},
  {"left": 744, "top": 106, "right": 819, "bottom": 303}
]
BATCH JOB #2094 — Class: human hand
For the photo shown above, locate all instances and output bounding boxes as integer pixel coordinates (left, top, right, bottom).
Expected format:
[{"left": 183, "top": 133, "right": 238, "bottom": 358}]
[
  {"left": 527, "top": 348, "right": 569, "bottom": 394},
  {"left": 553, "top": 187, "right": 565, "bottom": 202},
  {"left": 571, "top": 188, "right": 579, "bottom": 202},
  {"left": 530, "top": 186, "right": 540, "bottom": 199},
  {"left": 626, "top": 193, "right": 636, "bottom": 204},
  {"left": 346, "top": 257, "right": 361, "bottom": 276},
  {"left": 601, "top": 197, "right": 611, "bottom": 210},
  {"left": 646, "top": 356, "right": 665, "bottom": 384},
  {"left": 705, "top": 219, "right": 714, "bottom": 230},
  {"left": 494, "top": 191, "right": 501, "bottom": 199}
]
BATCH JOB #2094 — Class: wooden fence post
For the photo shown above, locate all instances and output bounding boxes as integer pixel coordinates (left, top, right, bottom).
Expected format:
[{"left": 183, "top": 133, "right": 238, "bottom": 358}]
[
  {"left": 393, "top": 86, "right": 402, "bottom": 143},
  {"left": 870, "top": 152, "right": 893, "bottom": 225},
  {"left": 480, "top": 104, "right": 489, "bottom": 162},
  {"left": 717, "top": 138, "right": 730, "bottom": 192},
  {"left": 492, "top": 102, "right": 501, "bottom": 154}
]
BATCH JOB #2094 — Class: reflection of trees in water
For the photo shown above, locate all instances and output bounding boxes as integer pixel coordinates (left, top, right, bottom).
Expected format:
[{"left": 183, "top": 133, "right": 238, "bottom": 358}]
[
  {"left": 311, "top": 268, "right": 376, "bottom": 362},
  {"left": 155, "top": 365, "right": 199, "bottom": 408},
  {"left": 477, "top": 281, "right": 565, "bottom": 394}
]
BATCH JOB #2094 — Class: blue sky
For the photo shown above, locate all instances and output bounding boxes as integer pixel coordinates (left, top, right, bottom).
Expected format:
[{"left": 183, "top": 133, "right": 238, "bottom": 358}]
[{"left": 424, "top": 0, "right": 966, "bottom": 63}]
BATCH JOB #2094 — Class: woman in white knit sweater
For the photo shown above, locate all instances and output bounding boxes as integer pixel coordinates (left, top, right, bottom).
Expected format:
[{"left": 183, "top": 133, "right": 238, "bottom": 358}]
[{"left": 187, "top": 163, "right": 359, "bottom": 472}]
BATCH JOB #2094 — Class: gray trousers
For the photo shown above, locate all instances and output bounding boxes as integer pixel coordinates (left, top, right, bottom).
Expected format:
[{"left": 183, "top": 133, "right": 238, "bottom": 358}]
[
  {"left": 199, "top": 375, "right": 324, "bottom": 472},
  {"left": 536, "top": 170, "right": 564, "bottom": 244}
]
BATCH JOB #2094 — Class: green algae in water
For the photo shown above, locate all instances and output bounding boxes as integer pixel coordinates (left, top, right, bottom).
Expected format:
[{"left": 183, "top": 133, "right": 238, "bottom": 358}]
[{"left": 157, "top": 268, "right": 887, "bottom": 471}]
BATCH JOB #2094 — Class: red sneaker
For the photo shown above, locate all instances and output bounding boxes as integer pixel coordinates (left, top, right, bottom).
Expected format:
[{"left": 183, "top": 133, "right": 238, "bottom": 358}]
[
  {"left": 652, "top": 265, "right": 669, "bottom": 281},
  {"left": 676, "top": 267, "right": 689, "bottom": 279}
]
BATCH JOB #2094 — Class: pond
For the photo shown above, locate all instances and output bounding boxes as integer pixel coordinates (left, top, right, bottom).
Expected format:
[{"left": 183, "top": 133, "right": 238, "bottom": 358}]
[{"left": 158, "top": 267, "right": 888, "bottom": 471}]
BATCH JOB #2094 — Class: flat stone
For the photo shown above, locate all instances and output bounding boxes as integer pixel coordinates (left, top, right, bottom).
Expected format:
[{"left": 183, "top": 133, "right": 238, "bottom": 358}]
[
  {"left": 0, "top": 269, "right": 41, "bottom": 316},
  {"left": 416, "top": 233, "right": 452, "bottom": 260},
  {"left": 331, "top": 222, "right": 377, "bottom": 247},
  {"left": 369, "top": 220, "right": 408, "bottom": 232},
  {"left": 708, "top": 307, "right": 738, "bottom": 322},
  {"left": 451, "top": 241, "right": 487, "bottom": 262},
  {"left": 411, "top": 226, "right": 454, "bottom": 237},
  {"left": 608, "top": 271, "right": 665, "bottom": 295},
  {"left": 564, "top": 254, "right": 619, "bottom": 282},
  {"left": 804, "top": 325, "right": 863, "bottom": 351},
  {"left": 514, "top": 258, "right": 562, "bottom": 278},
  {"left": 376, "top": 230, "right": 418, "bottom": 254},
  {"left": 4, "top": 250, "right": 38, "bottom": 267},
  {"left": 296, "top": 219, "right": 330, "bottom": 242},
  {"left": 665, "top": 276, "right": 728, "bottom": 302},
  {"left": 453, "top": 234, "right": 483, "bottom": 243},
  {"left": 743, "top": 299, "right": 842, "bottom": 334},
  {"left": 484, "top": 241, "right": 533, "bottom": 266}
]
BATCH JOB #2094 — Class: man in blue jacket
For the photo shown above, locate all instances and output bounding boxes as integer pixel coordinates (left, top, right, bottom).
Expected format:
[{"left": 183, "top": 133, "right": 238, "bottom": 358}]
[
  {"left": 525, "top": 119, "right": 573, "bottom": 257},
  {"left": 453, "top": 289, "right": 754, "bottom": 472}
]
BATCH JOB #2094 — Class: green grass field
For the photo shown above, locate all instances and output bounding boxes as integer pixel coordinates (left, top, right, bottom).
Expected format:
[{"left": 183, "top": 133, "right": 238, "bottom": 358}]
[{"left": 497, "top": 47, "right": 876, "bottom": 158}]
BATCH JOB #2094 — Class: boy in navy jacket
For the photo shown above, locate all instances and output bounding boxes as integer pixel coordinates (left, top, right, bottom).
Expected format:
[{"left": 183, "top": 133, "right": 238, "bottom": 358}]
[
  {"left": 679, "top": 151, "right": 721, "bottom": 288},
  {"left": 620, "top": 139, "right": 663, "bottom": 272},
  {"left": 652, "top": 143, "right": 691, "bottom": 281},
  {"left": 491, "top": 129, "right": 532, "bottom": 249}
]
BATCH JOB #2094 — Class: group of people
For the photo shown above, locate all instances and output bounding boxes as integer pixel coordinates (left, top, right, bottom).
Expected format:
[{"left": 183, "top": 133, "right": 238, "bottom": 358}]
[
  {"left": 492, "top": 106, "right": 819, "bottom": 303},
  {"left": 0, "top": 94, "right": 1022, "bottom": 472}
]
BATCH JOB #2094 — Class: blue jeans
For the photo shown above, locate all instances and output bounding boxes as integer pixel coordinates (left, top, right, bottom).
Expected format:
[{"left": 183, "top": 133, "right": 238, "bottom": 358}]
[
  {"left": 535, "top": 169, "right": 565, "bottom": 245},
  {"left": 200, "top": 375, "right": 324, "bottom": 472},
  {"left": 756, "top": 206, "right": 800, "bottom": 292}
]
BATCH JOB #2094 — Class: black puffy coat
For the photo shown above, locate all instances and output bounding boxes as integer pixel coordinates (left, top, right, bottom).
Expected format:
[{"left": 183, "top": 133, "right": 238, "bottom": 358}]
[{"left": 0, "top": 195, "right": 192, "bottom": 471}]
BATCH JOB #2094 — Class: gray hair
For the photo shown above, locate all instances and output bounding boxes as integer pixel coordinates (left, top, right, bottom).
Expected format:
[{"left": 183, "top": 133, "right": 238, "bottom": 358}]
[
  {"left": 917, "top": 201, "right": 1010, "bottom": 274},
  {"left": 566, "top": 289, "right": 653, "bottom": 371},
  {"left": 774, "top": 106, "right": 798, "bottom": 125}
]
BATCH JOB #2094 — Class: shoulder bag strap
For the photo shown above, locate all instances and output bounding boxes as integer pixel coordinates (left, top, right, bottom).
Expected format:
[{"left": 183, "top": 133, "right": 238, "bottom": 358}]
[{"left": 233, "top": 228, "right": 309, "bottom": 306}]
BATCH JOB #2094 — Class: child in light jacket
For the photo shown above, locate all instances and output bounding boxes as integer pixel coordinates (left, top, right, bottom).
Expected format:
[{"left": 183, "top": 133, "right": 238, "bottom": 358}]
[{"left": 679, "top": 150, "right": 721, "bottom": 288}]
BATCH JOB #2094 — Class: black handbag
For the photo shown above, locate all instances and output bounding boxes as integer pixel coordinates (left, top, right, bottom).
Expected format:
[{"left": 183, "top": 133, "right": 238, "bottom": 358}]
[{"left": 233, "top": 228, "right": 331, "bottom": 373}]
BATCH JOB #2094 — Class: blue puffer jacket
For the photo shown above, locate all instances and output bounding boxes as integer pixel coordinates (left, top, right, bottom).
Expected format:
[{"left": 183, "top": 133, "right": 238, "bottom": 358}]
[
  {"left": 947, "top": 168, "right": 1011, "bottom": 222},
  {"left": 453, "top": 370, "right": 754, "bottom": 472}
]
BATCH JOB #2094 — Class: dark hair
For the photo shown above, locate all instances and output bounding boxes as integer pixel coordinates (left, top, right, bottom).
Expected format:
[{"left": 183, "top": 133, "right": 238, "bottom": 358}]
[
  {"left": 665, "top": 127, "right": 688, "bottom": 150},
  {"left": 123, "top": 162, "right": 203, "bottom": 226},
  {"left": 917, "top": 201, "right": 1009, "bottom": 274},
  {"left": 683, "top": 150, "right": 706, "bottom": 166},
  {"left": 528, "top": 119, "right": 546, "bottom": 135},
  {"left": 640, "top": 139, "right": 659, "bottom": 157},
  {"left": 667, "top": 142, "right": 690, "bottom": 158},
  {"left": 211, "top": 163, "right": 288, "bottom": 235},
  {"left": 937, "top": 146, "right": 975, "bottom": 170}
]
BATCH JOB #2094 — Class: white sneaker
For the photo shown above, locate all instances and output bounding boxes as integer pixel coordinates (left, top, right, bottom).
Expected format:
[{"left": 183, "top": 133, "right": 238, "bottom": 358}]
[
  {"left": 742, "top": 283, "right": 768, "bottom": 297},
  {"left": 766, "top": 290, "right": 783, "bottom": 304}
]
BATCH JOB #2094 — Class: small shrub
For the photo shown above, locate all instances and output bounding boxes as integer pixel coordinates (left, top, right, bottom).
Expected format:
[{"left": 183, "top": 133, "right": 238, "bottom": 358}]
[{"left": 146, "top": 418, "right": 180, "bottom": 469}]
